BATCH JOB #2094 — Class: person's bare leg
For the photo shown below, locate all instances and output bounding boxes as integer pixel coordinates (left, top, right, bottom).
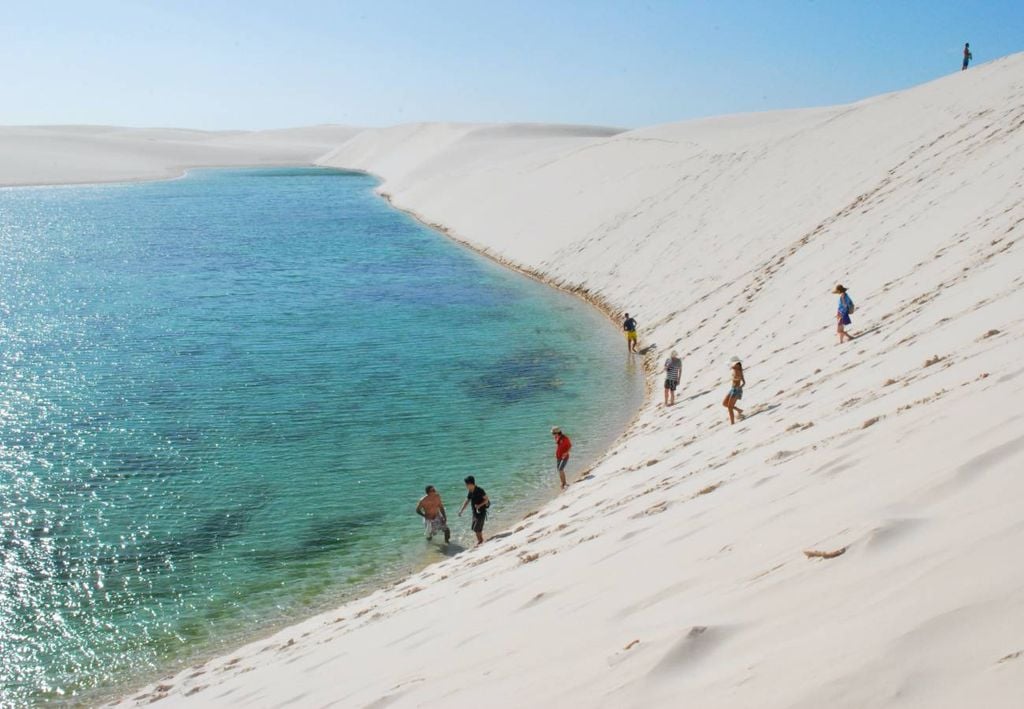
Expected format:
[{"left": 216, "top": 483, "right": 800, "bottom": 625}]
[
  {"left": 444, "top": 525, "right": 451, "bottom": 544},
  {"left": 475, "top": 531, "right": 483, "bottom": 544},
  {"left": 664, "top": 387, "right": 669, "bottom": 406},
  {"left": 838, "top": 322, "right": 854, "bottom": 344},
  {"left": 558, "top": 468, "right": 567, "bottom": 489}
]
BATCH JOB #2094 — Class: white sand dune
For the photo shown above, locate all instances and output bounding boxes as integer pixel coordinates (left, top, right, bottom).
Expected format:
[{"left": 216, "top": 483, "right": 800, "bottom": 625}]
[
  {"left": 0, "top": 124, "right": 362, "bottom": 187},
  {"left": 7, "top": 54, "right": 1024, "bottom": 707}
]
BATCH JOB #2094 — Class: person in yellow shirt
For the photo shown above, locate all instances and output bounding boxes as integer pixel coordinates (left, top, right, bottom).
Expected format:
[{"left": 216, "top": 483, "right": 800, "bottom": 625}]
[{"left": 622, "top": 312, "right": 638, "bottom": 354}]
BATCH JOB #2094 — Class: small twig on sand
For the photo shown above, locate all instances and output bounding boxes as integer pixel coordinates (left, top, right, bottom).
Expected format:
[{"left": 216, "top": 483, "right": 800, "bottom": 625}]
[{"left": 803, "top": 547, "right": 847, "bottom": 559}]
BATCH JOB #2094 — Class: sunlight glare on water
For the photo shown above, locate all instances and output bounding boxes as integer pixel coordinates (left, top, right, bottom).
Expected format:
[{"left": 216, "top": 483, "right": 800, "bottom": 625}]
[{"left": 0, "top": 168, "right": 642, "bottom": 704}]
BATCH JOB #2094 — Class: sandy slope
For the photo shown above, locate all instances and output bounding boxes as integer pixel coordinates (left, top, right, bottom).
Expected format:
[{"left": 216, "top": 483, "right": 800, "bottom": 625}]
[
  {"left": 0, "top": 125, "right": 361, "bottom": 186},
  {"left": 19, "top": 53, "right": 1024, "bottom": 707}
]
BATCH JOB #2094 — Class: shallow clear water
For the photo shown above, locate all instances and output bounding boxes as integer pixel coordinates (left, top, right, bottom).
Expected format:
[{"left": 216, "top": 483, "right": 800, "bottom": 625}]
[{"left": 0, "top": 167, "right": 642, "bottom": 704}]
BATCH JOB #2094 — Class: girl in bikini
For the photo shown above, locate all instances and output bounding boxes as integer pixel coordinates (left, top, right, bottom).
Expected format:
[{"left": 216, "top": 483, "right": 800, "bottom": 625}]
[{"left": 723, "top": 359, "right": 745, "bottom": 425}]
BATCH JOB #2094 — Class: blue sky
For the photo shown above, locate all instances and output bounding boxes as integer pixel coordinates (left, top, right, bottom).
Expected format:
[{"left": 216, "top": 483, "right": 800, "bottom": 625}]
[{"left": 2, "top": 0, "right": 1021, "bottom": 129}]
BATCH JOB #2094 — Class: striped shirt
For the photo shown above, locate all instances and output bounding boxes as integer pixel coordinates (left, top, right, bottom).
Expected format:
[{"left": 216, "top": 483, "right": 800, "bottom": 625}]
[{"left": 664, "top": 357, "right": 682, "bottom": 381}]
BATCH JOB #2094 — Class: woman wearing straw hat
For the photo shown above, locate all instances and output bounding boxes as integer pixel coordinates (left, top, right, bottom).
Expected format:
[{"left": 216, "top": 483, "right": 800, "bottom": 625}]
[
  {"left": 834, "top": 284, "right": 855, "bottom": 344},
  {"left": 663, "top": 350, "right": 682, "bottom": 406},
  {"left": 723, "top": 357, "right": 746, "bottom": 425}
]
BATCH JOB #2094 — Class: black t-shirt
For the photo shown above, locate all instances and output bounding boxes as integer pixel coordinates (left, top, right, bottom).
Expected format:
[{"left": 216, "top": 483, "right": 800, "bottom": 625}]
[
  {"left": 623, "top": 317, "right": 637, "bottom": 331},
  {"left": 467, "top": 487, "right": 488, "bottom": 515}
]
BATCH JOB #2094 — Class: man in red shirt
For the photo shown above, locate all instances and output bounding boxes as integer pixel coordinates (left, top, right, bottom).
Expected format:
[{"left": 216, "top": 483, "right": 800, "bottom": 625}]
[{"left": 551, "top": 426, "right": 572, "bottom": 490}]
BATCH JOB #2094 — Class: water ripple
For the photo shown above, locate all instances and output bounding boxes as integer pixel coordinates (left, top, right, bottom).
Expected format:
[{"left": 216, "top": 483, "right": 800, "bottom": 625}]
[{"left": 0, "top": 168, "right": 641, "bottom": 705}]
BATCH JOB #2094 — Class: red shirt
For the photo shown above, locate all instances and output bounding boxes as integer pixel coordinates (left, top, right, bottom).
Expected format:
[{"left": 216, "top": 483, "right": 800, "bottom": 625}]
[{"left": 555, "top": 434, "right": 572, "bottom": 459}]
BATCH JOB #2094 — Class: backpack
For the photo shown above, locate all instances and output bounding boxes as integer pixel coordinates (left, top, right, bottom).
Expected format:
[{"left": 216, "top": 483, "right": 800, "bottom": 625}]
[{"left": 844, "top": 293, "right": 855, "bottom": 315}]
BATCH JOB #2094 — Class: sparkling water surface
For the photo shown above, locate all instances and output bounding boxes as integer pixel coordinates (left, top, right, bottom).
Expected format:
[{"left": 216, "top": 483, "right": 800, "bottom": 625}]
[{"left": 0, "top": 168, "right": 642, "bottom": 704}]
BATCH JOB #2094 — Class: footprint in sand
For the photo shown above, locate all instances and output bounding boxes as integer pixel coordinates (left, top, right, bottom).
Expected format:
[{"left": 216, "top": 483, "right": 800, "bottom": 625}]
[
  {"left": 519, "top": 591, "right": 551, "bottom": 610},
  {"left": 864, "top": 518, "right": 926, "bottom": 553},
  {"left": 695, "top": 482, "right": 720, "bottom": 496},
  {"left": 648, "top": 626, "right": 725, "bottom": 678},
  {"left": 747, "top": 562, "right": 787, "bottom": 584}
]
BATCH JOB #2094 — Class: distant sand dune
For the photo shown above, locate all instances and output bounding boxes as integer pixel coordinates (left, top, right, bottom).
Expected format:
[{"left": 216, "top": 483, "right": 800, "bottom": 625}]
[{"left": 0, "top": 124, "right": 362, "bottom": 186}]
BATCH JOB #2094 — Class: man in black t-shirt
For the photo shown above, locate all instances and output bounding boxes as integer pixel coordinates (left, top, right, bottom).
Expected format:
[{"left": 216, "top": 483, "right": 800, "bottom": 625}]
[{"left": 458, "top": 475, "right": 490, "bottom": 545}]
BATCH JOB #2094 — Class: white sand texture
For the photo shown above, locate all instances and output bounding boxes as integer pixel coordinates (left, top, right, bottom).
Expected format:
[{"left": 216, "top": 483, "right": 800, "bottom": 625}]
[
  {"left": 0, "top": 125, "right": 362, "bottom": 186},
  {"left": 17, "top": 54, "right": 1024, "bottom": 707}
]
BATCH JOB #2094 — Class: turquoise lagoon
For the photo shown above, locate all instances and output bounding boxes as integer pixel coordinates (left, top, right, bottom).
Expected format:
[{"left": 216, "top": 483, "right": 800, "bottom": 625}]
[{"left": 0, "top": 168, "right": 642, "bottom": 703}]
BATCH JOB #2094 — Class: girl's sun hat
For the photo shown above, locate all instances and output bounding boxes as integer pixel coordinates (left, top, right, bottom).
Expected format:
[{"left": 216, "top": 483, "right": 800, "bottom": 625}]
[
  {"left": 730, "top": 356, "right": 741, "bottom": 364},
  {"left": 833, "top": 284, "right": 847, "bottom": 294},
  {"left": 551, "top": 426, "right": 561, "bottom": 434}
]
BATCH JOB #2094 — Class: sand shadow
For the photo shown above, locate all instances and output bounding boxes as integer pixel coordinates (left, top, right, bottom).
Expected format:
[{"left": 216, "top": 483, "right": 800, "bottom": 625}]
[
  {"left": 850, "top": 324, "right": 883, "bottom": 339},
  {"left": 438, "top": 542, "right": 468, "bottom": 557},
  {"left": 742, "top": 403, "right": 781, "bottom": 421}
]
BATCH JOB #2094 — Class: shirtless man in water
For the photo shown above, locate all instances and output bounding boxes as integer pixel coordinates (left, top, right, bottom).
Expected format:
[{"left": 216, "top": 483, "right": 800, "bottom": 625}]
[{"left": 415, "top": 485, "right": 450, "bottom": 544}]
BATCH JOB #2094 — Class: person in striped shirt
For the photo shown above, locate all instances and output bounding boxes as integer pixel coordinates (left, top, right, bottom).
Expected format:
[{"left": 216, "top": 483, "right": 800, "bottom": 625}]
[{"left": 664, "top": 350, "right": 682, "bottom": 406}]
